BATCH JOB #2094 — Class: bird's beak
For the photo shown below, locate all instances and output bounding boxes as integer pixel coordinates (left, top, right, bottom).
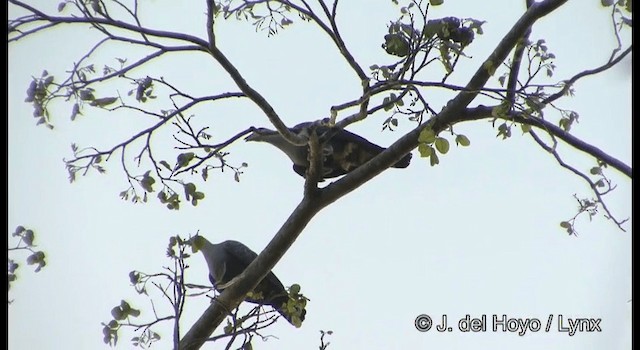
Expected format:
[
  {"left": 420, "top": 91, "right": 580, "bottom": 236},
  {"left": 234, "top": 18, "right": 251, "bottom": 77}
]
[
  {"left": 244, "top": 133, "right": 256, "bottom": 141},
  {"left": 245, "top": 127, "right": 275, "bottom": 142}
]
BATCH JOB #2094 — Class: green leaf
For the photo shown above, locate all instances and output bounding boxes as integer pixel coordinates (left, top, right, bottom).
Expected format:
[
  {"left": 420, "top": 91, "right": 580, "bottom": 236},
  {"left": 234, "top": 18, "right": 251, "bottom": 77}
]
[
  {"left": 491, "top": 102, "right": 510, "bottom": 118},
  {"left": 176, "top": 152, "right": 195, "bottom": 169},
  {"left": 418, "top": 143, "right": 432, "bottom": 158},
  {"left": 559, "top": 221, "right": 571, "bottom": 229},
  {"left": 496, "top": 123, "right": 511, "bottom": 139},
  {"left": 281, "top": 18, "right": 293, "bottom": 26},
  {"left": 202, "top": 167, "right": 209, "bottom": 181},
  {"left": 111, "top": 306, "right": 124, "bottom": 321},
  {"left": 184, "top": 183, "right": 196, "bottom": 199},
  {"left": 43, "top": 75, "right": 54, "bottom": 87},
  {"left": 90, "top": 97, "right": 118, "bottom": 107},
  {"left": 140, "top": 173, "right": 155, "bottom": 192},
  {"left": 120, "top": 300, "right": 131, "bottom": 313},
  {"left": 382, "top": 33, "right": 410, "bottom": 57},
  {"left": 23, "top": 229, "right": 34, "bottom": 245},
  {"left": 129, "top": 271, "right": 140, "bottom": 285},
  {"left": 601, "top": 0, "right": 614, "bottom": 6},
  {"left": 79, "top": 89, "right": 95, "bottom": 101},
  {"left": 429, "top": 0, "right": 444, "bottom": 5},
  {"left": 159, "top": 160, "right": 171, "bottom": 171},
  {"left": 382, "top": 96, "right": 392, "bottom": 111},
  {"left": 24, "top": 81, "right": 36, "bottom": 102},
  {"left": 289, "top": 284, "right": 301, "bottom": 295},
  {"left": 128, "top": 308, "right": 141, "bottom": 317},
  {"left": 8, "top": 260, "right": 18, "bottom": 274},
  {"left": 429, "top": 152, "right": 440, "bottom": 166},
  {"left": 26, "top": 253, "right": 39, "bottom": 265},
  {"left": 498, "top": 75, "right": 506, "bottom": 86},
  {"left": 418, "top": 128, "right": 436, "bottom": 144},
  {"left": 455, "top": 134, "right": 470, "bottom": 147},
  {"left": 589, "top": 167, "right": 601, "bottom": 175},
  {"left": 14, "top": 225, "right": 26, "bottom": 235},
  {"left": 434, "top": 137, "right": 450, "bottom": 154},
  {"left": 193, "top": 192, "right": 205, "bottom": 200}
]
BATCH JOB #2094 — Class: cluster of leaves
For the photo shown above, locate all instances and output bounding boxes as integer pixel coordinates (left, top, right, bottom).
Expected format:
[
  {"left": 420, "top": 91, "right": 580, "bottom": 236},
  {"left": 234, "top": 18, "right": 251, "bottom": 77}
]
[
  {"left": 132, "top": 76, "right": 156, "bottom": 103},
  {"left": 25, "top": 62, "right": 154, "bottom": 129},
  {"left": 101, "top": 236, "right": 195, "bottom": 348},
  {"left": 374, "top": 9, "right": 485, "bottom": 133},
  {"left": 66, "top": 143, "right": 107, "bottom": 183},
  {"left": 214, "top": 0, "right": 310, "bottom": 36},
  {"left": 489, "top": 102, "right": 525, "bottom": 140},
  {"left": 119, "top": 163, "right": 208, "bottom": 210},
  {"left": 281, "top": 284, "right": 309, "bottom": 328},
  {"left": 559, "top": 159, "right": 624, "bottom": 236},
  {"left": 559, "top": 195, "right": 601, "bottom": 236},
  {"left": 424, "top": 16, "right": 480, "bottom": 47},
  {"left": 601, "top": 0, "right": 632, "bottom": 27},
  {"left": 498, "top": 38, "right": 557, "bottom": 90},
  {"left": 380, "top": 0, "right": 485, "bottom": 75},
  {"left": 8, "top": 226, "right": 47, "bottom": 295},
  {"left": 417, "top": 127, "right": 469, "bottom": 166},
  {"left": 217, "top": 281, "right": 308, "bottom": 349},
  {"left": 101, "top": 300, "right": 146, "bottom": 347},
  {"left": 24, "top": 71, "right": 56, "bottom": 129}
]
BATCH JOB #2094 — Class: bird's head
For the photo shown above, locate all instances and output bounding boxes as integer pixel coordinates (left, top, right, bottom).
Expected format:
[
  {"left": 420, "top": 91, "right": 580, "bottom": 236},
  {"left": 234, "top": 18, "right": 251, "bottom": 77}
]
[
  {"left": 188, "top": 234, "right": 209, "bottom": 253},
  {"left": 245, "top": 127, "right": 279, "bottom": 142}
]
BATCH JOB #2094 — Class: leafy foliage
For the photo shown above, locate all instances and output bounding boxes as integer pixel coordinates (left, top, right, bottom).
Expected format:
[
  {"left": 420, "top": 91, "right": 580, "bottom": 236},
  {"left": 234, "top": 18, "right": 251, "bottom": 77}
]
[{"left": 8, "top": 226, "right": 47, "bottom": 297}]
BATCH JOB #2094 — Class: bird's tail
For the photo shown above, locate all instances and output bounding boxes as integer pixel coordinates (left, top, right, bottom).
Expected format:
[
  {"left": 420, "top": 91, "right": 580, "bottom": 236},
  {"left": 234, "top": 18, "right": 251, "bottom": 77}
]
[{"left": 392, "top": 152, "right": 412, "bottom": 168}]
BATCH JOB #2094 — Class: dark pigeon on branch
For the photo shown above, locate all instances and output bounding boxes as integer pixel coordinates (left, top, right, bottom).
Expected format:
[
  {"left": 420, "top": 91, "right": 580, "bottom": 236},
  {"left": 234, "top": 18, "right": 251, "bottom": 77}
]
[
  {"left": 191, "top": 235, "right": 305, "bottom": 327},
  {"left": 245, "top": 122, "right": 412, "bottom": 180}
]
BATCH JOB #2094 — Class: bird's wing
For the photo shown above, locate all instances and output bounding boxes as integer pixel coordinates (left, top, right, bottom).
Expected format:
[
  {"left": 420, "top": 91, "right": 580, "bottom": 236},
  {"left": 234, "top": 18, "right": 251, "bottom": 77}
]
[
  {"left": 319, "top": 127, "right": 383, "bottom": 173},
  {"left": 322, "top": 127, "right": 412, "bottom": 169},
  {"left": 219, "top": 240, "right": 256, "bottom": 283},
  {"left": 220, "top": 241, "right": 287, "bottom": 303}
]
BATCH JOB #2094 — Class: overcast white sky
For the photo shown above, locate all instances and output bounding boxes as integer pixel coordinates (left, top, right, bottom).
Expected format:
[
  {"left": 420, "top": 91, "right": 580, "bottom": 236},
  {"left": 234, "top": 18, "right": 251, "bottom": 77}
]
[{"left": 8, "top": 1, "right": 631, "bottom": 350}]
